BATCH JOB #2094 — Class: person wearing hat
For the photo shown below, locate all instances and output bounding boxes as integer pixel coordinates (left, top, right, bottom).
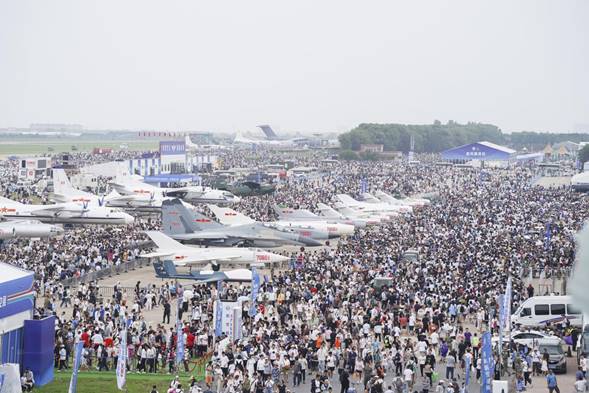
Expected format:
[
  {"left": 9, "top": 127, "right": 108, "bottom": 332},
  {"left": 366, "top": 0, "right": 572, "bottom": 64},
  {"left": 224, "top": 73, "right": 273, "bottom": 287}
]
[{"left": 58, "top": 344, "right": 67, "bottom": 371}]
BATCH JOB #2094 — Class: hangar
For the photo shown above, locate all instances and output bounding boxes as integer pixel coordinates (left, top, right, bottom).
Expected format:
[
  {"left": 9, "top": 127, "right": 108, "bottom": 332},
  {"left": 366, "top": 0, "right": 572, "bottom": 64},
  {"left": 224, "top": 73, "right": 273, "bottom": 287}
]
[{"left": 441, "top": 141, "right": 516, "bottom": 163}]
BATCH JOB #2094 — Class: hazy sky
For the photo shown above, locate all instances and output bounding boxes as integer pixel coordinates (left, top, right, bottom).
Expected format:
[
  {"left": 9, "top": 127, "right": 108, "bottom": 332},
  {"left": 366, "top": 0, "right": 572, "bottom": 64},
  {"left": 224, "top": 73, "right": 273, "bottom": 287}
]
[{"left": 1, "top": 1, "right": 587, "bottom": 134}]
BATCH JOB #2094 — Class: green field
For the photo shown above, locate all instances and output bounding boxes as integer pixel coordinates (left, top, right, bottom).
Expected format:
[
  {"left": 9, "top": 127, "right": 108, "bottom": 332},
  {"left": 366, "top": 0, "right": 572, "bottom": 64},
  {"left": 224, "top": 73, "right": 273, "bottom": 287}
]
[
  {"left": 38, "top": 369, "right": 205, "bottom": 393},
  {"left": 0, "top": 139, "right": 159, "bottom": 156}
]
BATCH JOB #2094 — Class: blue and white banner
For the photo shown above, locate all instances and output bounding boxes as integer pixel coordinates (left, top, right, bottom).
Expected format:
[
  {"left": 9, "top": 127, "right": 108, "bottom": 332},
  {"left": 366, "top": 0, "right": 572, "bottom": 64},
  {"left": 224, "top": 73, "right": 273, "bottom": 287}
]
[
  {"left": 0, "top": 373, "right": 4, "bottom": 390},
  {"left": 249, "top": 268, "right": 261, "bottom": 317},
  {"left": 215, "top": 280, "right": 223, "bottom": 337},
  {"left": 544, "top": 222, "right": 552, "bottom": 250},
  {"left": 68, "top": 341, "right": 84, "bottom": 393},
  {"left": 498, "top": 294, "right": 505, "bottom": 350},
  {"left": 480, "top": 332, "right": 494, "bottom": 393},
  {"left": 359, "top": 178, "right": 368, "bottom": 194},
  {"left": 176, "top": 320, "right": 185, "bottom": 364},
  {"left": 116, "top": 327, "right": 127, "bottom": 390},
  {"left": 503, "top": 277, "right": 512, "bottom": 331},
  {"left": 465, "top": 353, "right": 471, "bottom": 387}
]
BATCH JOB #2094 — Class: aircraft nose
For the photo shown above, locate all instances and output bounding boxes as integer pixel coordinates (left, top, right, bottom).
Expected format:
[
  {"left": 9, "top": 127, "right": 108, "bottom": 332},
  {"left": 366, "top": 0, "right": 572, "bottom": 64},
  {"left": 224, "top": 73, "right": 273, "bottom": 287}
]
[
  {"left": 54, "top": 226, "right": 64, "bottom": 234},
  {"left": 270, "top": 252, "right": 288, "bottom": 263},
  {"left": 231, "top": 196, "right": 241, "bottom": 204},
  {"left": 298, "top": 235, "right": 322, "bottom": 247},
  {"left": 342, "top": 224, "right": 355, "bottom": 235}
]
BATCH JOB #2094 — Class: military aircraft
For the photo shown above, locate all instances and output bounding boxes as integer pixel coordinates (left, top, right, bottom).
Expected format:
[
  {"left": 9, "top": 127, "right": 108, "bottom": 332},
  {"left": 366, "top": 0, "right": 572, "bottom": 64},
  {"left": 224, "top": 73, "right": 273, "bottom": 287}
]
[
  {"left": 371, "top": 191, "right": 430, "bottom": 207},
  {"left": 0, "top": 196, "right": 134, "bottom": 225},
  {"left": 142, "top": 230, "right": 288, "bottom": 269},
  {"left": 154, "top": 260, "right": 252, "bottom": 282},
  {"left": 110, "top": 172, "right": 240, "bottom": 205},
  {"left": 273, "top": 205, "right": 368, "bottom": 228},
  {"left": 0, "top": 219, "right": 63, "bottom": 240},
  {"left": 161, "top": 199, "right": 322, "bottom": 247},
  {"left": 207, "top": 205, "right": 354, "bottom": 239},
  {"left": 335, "top": 194, "right": 412, "bottom": 215}
]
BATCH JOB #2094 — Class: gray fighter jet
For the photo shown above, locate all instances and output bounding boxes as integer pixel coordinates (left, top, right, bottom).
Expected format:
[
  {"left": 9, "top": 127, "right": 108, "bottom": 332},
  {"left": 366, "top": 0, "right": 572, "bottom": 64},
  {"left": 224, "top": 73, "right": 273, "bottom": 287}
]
[{"left": 162, "top": 199, "right": 322, "bottom": 247}]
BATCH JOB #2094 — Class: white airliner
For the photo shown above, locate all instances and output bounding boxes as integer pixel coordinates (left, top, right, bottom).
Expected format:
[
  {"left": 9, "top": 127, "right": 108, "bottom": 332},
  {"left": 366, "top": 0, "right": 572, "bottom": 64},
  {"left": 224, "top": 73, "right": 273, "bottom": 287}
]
[
  {"left": 142, "top": 231, "right": 288, "bottom": 268},
  {"left": 0, "top": 197, "right": 134, "bottom": 225}
]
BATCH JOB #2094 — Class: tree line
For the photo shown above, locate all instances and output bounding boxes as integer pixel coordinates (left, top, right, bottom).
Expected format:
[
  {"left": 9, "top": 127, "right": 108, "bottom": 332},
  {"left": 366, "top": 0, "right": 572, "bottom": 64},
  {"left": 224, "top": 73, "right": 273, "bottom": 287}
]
[{"left": 338, "top": 121, "right": 589, "bottom": 153}]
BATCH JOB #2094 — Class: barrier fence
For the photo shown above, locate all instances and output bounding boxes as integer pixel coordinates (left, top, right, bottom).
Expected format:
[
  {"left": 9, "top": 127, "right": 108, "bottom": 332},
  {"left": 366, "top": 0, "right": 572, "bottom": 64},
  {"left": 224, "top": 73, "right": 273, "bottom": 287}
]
[{"left": 50, "top": 258, "right": 152, "bottom": 288}]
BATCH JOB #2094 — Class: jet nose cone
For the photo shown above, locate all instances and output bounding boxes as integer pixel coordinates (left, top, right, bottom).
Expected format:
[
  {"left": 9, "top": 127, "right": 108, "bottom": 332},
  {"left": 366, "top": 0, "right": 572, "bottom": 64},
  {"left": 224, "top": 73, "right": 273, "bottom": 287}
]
[
  {"left": 232, "top": 196, "right": 241, "bottom": 204},
  {"left": 54, "top": 226, "right": 64, "bottom": 234},
  {"left": 341, "top": 224, "right": 355, "bottom": 235},
  {"left": 299, "top": 236, "right": 322, "bottom": 247}
]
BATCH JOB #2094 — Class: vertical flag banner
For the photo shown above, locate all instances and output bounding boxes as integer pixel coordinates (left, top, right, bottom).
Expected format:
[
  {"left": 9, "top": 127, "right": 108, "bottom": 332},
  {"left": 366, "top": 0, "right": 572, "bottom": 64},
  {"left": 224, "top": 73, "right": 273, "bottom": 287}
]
[
  {"left": 465, "top": 354, "right": 471, "bottom": 387},
  {"left": 215, "top": 280, "right": 223, "bottom": 337},
  {"left": 176, "top": 295, "right": 185, "bottom": 364},
  {"left": 249, "top": 268, "right": 261, "bottom": 317},
  {"left": 503, "top": 277, "right": 512, "bottom": 331},
  {"left": 68, "top": 341, "right": 84, "bottom": 393},
  {"left": 116, "top": 326, "right": 127, "bottom": 390},
  {"left": 480, "top": 332, "right": 494, "bottom": 393},
  {"left": 176, "top": 320, "right": 185, "bottom": 364},
  {"left": 544, "top": 222, "right": 552, "bottom": 250},
  {"left": 359, "top": 178, "right": 368, "bottom": 194},
  {"left": 498, "top": 294, "right": 505, "bottom": 351}
]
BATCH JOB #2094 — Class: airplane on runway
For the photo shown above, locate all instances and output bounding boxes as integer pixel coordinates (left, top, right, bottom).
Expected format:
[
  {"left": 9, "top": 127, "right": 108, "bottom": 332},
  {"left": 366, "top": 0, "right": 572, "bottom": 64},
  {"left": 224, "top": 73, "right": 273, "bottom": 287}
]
[
  {"left": 110, "top": 172, "right": 240, "bottom": 205},
  {"left": 0, "top": 219, "right": 63, "bottom": 240},
  {"left": 52, "top": 168, "right": 163, "bottom": 211},
  {"left": 142, "top": 231, "right": 289, "bottom": 269},
  {"left": 273, "top": 205, "right": 368, "bottom": 228},
  {"left": 162, "top": 199, "right": 322, "bottom": 247},
  {"left": 0, "top": 196, "right": 134, "bottom": 225},
  {"left": 185, "top": 135, "right": 229, "bottom": 151},
  {"left": 207, "top": 205, "right": 354, "bottom": 239}
]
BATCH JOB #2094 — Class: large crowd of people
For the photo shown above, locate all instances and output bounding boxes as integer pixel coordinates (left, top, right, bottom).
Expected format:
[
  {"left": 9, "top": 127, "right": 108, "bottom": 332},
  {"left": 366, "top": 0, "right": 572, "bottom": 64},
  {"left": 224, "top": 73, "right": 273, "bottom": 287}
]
[{"left": 1, "top": 149, "right": 587, "bottom": 393}]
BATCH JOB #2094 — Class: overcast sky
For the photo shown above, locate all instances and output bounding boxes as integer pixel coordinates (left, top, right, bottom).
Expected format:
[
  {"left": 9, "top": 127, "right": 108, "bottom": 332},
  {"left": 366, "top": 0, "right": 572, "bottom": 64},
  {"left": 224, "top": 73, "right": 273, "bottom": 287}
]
[{"left": 0, "top": 1, "right": 587, "bottom": 134}]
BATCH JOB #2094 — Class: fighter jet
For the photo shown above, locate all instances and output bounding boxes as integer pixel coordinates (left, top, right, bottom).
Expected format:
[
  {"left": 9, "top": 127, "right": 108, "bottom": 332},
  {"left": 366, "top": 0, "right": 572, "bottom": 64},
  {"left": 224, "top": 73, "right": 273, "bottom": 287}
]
[
  {"left": 372, "top": 191, "right": 430, "bottom": 207},
  {"left": 315, "top": 203, "right": 380, "bottom": 226},
  {"left": 0, "top": 219, "right": 63, "bottom": 240},
  {"left": 109, "top": 172, "right": 240, "bottom": 205},
  {"left": 0, "top": 196, "right": 134, "bottom": 225},
  {"left": 142, "top": 230, "right": 288, "bottom": 269},
  {"left": 207, "top": 205, "right": 353, "bottom": 239},
  {"left": 52, "top": 168, "right": 162, "bottom": 212},
  {"left": 161, "top": 199, "right": 322, "bottom": 247},
  {"left": 335, "top": 194, "right": 411, "bottom": 216},
  {"left": 273, "top": 205, "right": 368, "bottom": 228}
]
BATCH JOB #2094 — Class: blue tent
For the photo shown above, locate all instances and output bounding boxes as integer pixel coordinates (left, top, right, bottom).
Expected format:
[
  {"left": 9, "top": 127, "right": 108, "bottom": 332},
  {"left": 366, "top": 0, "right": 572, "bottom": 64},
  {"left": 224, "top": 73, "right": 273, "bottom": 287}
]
[{"left": 441, "top": 141, "right": 516, "bottom": 161}]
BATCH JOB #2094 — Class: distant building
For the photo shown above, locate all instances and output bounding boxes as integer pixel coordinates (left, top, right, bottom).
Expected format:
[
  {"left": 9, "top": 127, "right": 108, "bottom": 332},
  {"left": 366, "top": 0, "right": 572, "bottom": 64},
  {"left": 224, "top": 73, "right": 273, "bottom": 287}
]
[
  {"left": 18, "top": 157, "right": 52, "bottom": 180},
  {"left": 441, "top": 141, "right": 516, "bottom": 163},
  {"left": 359, "top": 144, "right": 384, "bottom": 153}
]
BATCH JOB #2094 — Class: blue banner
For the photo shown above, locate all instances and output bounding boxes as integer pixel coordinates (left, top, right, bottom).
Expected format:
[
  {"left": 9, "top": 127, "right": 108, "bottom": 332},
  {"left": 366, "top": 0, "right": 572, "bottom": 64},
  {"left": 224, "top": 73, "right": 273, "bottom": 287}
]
[
  {"left": 214, "top": 280, "right": 223, "bottom": 337},
  {"left": 176, "top": 320, "right": 185, "bottom": 364},
  {"left": 359, "top": 178, "right": 368, "bottom": 194},
  {"left": 480, "top": 332, "right": 493, "bottom": 393},
  {"left": 498, "top": 294, "right": 505, "bottom": 350},
  {"left": 249, "top": 268, "right": 260, "bottom": 317},
  {"left": 503, "top": 277, "right": 512, "bottom": 331},
  {"left": 544, "top": 222, "right": 552, "bottom": 250},
  {"left": 465, "top": 354, "right": 471, "bottom": 387},
  {"left": 68, "top": 341, "right": 84, "bottom": 393}
]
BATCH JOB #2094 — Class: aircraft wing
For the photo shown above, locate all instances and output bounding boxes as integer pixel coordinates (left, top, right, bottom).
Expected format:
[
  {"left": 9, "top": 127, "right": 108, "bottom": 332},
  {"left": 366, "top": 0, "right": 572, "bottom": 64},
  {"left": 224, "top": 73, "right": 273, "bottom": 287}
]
[
  {"left": 142, "top": 251, "right": 175, "bottom": 259},
  {"left": 171, "top": 232, "right": 229, "bottom": 241}
]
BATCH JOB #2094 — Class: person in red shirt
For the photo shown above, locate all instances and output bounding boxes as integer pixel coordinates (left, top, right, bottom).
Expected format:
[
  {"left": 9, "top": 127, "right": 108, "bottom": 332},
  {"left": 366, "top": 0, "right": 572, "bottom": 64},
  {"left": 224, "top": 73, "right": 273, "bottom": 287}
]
[
  {"left": 186, "top": 332, "right": 195, "bottom": 356},
  {"left": 81, "top": 330, "right": 90, "bottom": 348}
]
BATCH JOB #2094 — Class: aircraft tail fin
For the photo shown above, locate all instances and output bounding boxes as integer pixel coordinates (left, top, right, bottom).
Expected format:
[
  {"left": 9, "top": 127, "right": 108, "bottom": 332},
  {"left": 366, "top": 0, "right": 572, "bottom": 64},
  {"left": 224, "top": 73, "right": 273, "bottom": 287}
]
[
  {"left": 273, "top": 205, "right": 319, "bottom": 220},
  {"left": 316, "top": 203, "right": 343, "bottom": 219},
  {"left": 52, "top": 168, "right": 75, "bottom": 195},
  {"left": 336, "top": 194, "right": 360, "bottom": 206},
  {"left": 162, "top": 199, "right": 223, "bottom": 235},
  {"left": 144, "top": 230, "right": 189, "bottom": 250},
  {"left": 207, "top": 204, "right": 255, "bottom": 226},
  {"left": 153, "top": 260, "right": 178, "bottom": 278},
  {"left": 258, "top": 124, "right": 278, "bottom": 140}
]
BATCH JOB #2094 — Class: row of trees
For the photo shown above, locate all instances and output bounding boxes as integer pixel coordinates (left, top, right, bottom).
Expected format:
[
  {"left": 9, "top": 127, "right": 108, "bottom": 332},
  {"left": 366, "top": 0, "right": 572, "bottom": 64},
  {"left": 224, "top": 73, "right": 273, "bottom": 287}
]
[{"left": 338, "top": 121, "right": 589, "bottom": 153}]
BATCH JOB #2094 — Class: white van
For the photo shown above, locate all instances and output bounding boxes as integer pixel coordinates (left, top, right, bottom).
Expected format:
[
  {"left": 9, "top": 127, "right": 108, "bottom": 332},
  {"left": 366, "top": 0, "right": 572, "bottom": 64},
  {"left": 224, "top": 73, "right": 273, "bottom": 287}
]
[{"left": 511, "top": 295, "right": 582, "bottom": 327}]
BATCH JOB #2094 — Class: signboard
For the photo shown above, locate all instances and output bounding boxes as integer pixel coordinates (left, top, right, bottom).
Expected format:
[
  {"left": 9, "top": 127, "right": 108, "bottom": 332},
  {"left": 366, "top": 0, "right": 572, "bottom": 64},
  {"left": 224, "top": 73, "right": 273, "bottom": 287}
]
[
  {"left": 159, "top": 141, "right": 186, "bottom": 155},
  {"left": 212, "top": 301, "right": 238, "bottom": 336}
]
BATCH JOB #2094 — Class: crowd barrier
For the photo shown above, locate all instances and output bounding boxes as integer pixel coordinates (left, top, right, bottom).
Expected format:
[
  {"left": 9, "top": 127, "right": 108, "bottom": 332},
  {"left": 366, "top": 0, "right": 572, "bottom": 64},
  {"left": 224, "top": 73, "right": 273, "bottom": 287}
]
[{"left": 55, "top": 258, "right": 152, "bottom": 287}]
